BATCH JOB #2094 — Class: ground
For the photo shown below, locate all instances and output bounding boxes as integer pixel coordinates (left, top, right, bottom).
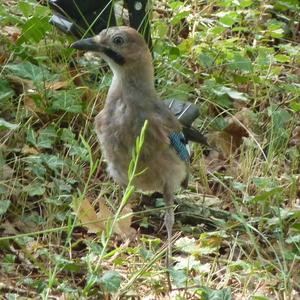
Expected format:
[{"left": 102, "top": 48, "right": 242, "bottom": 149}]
[{"left": 0, "top": 0, "right": 300, "bottom": 299}]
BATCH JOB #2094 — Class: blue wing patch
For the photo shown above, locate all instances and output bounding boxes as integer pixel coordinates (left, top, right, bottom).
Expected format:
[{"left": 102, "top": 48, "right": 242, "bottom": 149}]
[{"left": 169, "top": 132, "right": 190, "bottom": 162}]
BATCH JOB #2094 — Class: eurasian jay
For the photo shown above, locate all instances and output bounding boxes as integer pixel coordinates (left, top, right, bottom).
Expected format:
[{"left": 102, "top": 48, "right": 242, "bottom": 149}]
[{"left": 71, "top": 26, "right": 193, "bottom": 264}]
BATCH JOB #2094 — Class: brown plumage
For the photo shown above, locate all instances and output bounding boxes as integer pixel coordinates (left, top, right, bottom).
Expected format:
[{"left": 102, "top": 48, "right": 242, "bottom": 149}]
[{"left": 71, "top": 26, "right": 190, "bottom": 267}]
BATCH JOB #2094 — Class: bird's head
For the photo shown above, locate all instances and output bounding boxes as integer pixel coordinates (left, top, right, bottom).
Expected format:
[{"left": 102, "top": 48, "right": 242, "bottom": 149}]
[{"left": 70, "top": 26, "right": 152, "bottom": 76}]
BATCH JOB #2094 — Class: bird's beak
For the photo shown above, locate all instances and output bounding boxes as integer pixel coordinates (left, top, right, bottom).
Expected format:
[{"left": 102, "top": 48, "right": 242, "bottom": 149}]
[{"left": 70, "top": 37, "right": 102, "bottom": 52}]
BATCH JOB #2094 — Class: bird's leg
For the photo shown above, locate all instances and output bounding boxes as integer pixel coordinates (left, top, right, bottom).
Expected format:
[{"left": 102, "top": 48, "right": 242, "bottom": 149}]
[{"left": 163, "top": 184, "right": 174, "bottom": 269}]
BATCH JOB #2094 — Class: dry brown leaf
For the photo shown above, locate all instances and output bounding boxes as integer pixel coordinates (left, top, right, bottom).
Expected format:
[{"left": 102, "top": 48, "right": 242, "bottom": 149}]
[
  {"left": 207, "top": 131, "right": 239, "bottom": 157},
  {"left": 73, "top": 197, "right": 136, "bottom": 239},
  {"left": 23, "top": 96, "right": 44, "bottom": 113},
  {"left": 3, "top": 25, "right": 21, "bottom": 42},
  {"left": 81, "top": 87, "right": 97, "bottom": 103},
  {"left": 0, "top": 164, "right": 14, "bottom": 180},
  {"left": 69, "top": 67, "right": 84, "bottom": 86},
  {"left": 21, "top": 145, "right": 39, "bottom": 155},
  {"left": 73, "top": 197, "right": 103, "bottom": 234},
  {"left": 0, "top": 53, "right": 8, "bottom": 64},
  {"left": 6, "top": 75, "right": 34, "bottom": 94},
  {"left": 45, "top": 81, "right": 69, "bottom": 90},
  {"left": 97, "top": 198, "right": 136, "bottom": 239},
  {"left": 0, "top": 220, "right": 19, "bottom": 236},
  {"left": 207, "top": 108, "right": 255, "bottom": 156},
  {"left": 290, "top": 126, "right": 300, "bottom": 146}
]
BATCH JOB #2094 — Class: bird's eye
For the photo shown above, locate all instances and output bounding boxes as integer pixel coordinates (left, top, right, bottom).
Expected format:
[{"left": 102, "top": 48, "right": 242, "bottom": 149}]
[{"left": 113, "top": 36, "right": 124, "bottom": 46}]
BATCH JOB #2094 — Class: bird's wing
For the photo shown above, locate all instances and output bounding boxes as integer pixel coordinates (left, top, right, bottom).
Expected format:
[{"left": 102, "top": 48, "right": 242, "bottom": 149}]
[
  {"left": 147, "top": 114, "right": 190, "bottom": 162},
  {"left": 169, "top": 132, "right": 190, "bottom": 162}
]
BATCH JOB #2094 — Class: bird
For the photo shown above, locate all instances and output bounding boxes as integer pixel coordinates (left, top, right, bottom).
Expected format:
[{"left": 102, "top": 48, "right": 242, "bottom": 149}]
[
  {"left": 71, "top": 26, "right": 193, "bottom": 266},
  {"left": 48, "top": 0, "right": 208, "bottom": 146}
]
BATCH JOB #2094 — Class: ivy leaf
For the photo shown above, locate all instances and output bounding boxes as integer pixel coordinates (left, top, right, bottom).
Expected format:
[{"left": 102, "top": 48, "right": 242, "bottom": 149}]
[
  {"left": 198, "top": 286, "right": 232, "bottom": 300},
  {"left": 170, "top": 268, "right": 187, "bottom": 288},
  {"left": 290, "top": 101, "right": 300, "bottom": 113},
  {"left": 213, "top": 86, "right": 248, "bottom": 101},
  {"left": 286, "top": 234, "right": 300, "bottom": 244},
  {"left": 52, "top": 90, "right": 83, "bottom": 113},
  {"left": 139, "top": 248, "right": 154, "bottom": 260},
  {"left": 0, "top": 79, "right": 14, "bottom": 102},
  {"left": 199, "top": 53, "right": 215, "bottom": 69},
  {"left": 24, "top": 182, "right": 45, "bottom": 196},
  {"left": 175, "top": 236, "right": 198, "bottom": 254},
  {"left": 239, "top": 0, "right": 253, "bottom": 8},
  {"left": 250, "top": 187, "right": 283, "bottom": 203},
  {"left": 229, "top": 54, "right": 252, "bottom": 72},
  {"left": 274, "top": 54, "right": 290, "bottom": 63},
  {"left": 42, "top": 154, "right": 66, "bottom": 172},
  {"left": 18, "top": 16, "right": 51, "bottom": 44},
  {"left": 61, "top": 128, "right": 76, "bottom": 144},
  {"left": 0, "top": 200, "right": 11, "bottom": 216},
  {"left": 37, "top": 126, "right": 57, "bottom": 149},
  {"left": 100, "top": 271, "right": 121, "bottom": 293},
  {"left": 216, "top": 11, "right": 239, "bottom": 27},
  {"left": 6, "top": 62, "right": 57, "bottom": 83}
]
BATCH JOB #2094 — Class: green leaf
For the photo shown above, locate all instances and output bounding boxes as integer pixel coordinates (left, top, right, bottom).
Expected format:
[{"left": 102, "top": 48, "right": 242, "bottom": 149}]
[
  {"left": 174, "top": 256, "right": 203, "bottom": 271},
  {"left": 168, "top": 1, "right": 183, "bottom": 10},
  {"left": 19, "top": 0, "right": 50, "bottom": 18},
  {"left": 0, "top": 118, "right": 19, "bottom": 131},
  {"left": 209, "top": 26, "right": 225, "bottom": 36},
  {"left": 52, "top": 90, "right": 83, "bottom": 113},
  {"left": 154, "top": 21, "right": 168, "bottom": 38},
  {"left": 286, "top": 234, "right": 300, "bottom": 244},
  {"left": 54, "top": 255, "right": 82, "bottom": 272},
  {"left": 267, "top": 107, "right": 291, "bottom": 153},
  {"left": 250, "top": 188, "right": 283, "bottom": 203},
  {"left": 170, "top": 268, "right": 187, "bottom": 288},
  {"left": 23, "top": 155, "right": 47, "bottom": 178},
  {"left": 169, "top": 46, "right": 180, "bottom": 58},
  {"left": 275, "top": 0, "right": 299, "bottom": 10},
  {"left": 0, "top": 200, "right": 11, "bottom": 216},
  {"left": 42, "top": 154, "right": 65, "bottom": 172},
  {"left": 61, "top": 128, "right": 76, "bottom": 144},
  {"left": 175, "top": 236, "right": 198, "bottom": 254},
  {"left": 214, "top": 86, "right": 248, "bottom": 101},
  {"left": 18, "top": 0, "right": 34, "bottom": 17},
  {"left": 216, "top": 11, "right": 239, "bottom": 27},
  {"left": 24, "top": 182, "right": 45, "bottom": 196},
  {"left": 171, "top": 11, "right": 190, "bottom": 25},
  {"left": 211, "top": 117, "right": 229, "bottom": 131},
  {"left": 253, "top": 177, "right": 276, "bottom": 189},
  {"left": 37, "top": 126, "right": 57, "bottom": 149},
  {"left": 281, "top": 83, "right": 300, "bottom": 96},
  {"left": 252, "top": 296, "right": 272, "bottom": 300},
  {"left": 275, "top": 54, "right": 290, "bottom": 63},
  {"left": 268, "top": 107, "right": 291, "bottom": 128},
  {"left": 267, "top": 20, "right": 285, "bottom": 38},
  {"left": 139, "top": 248, "right": 154, "bottom": 260},
  {"left": 0, "top": 79, "right": 14, "bottom": 102},
  {"left": 239, "top": 0, "right": 253, "bottom": 8},
  {"left": 61, "top": 129, "right": 88, "bottom": 160},
  {"left": 68, "top": 145, "right": 89, "bottom": 161},
  {"left": 197, "top": 286, "right": 232, "bottom": 300},
  {"left": 26, "top": 128, "right": 37, "bottom": 147},
  {"left": 199, "top": 53, "right": 215, "bottom": 69},
  {"left": 18, "top": 16, "right": 51, "bottom": 44},
  {"left": 100, "top": 271, "right": 121, "bottom": 293},
  {"left": 290, "top": 101, "right": 300, "bottom": 112},
  {"left": 229, "top": 54, "right": 252, "bottom": 72},
  {"left": 6, "top": 62, "right": 56, "bottom": 82},
  {"left": 232, "top": 181, "right": 246, "bottom": 191}
]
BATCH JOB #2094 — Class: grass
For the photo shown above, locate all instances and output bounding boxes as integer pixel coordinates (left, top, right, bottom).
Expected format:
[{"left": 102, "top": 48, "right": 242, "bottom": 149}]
[{"left": 0, "top": 0, "right": 300, "bottom": 299}]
